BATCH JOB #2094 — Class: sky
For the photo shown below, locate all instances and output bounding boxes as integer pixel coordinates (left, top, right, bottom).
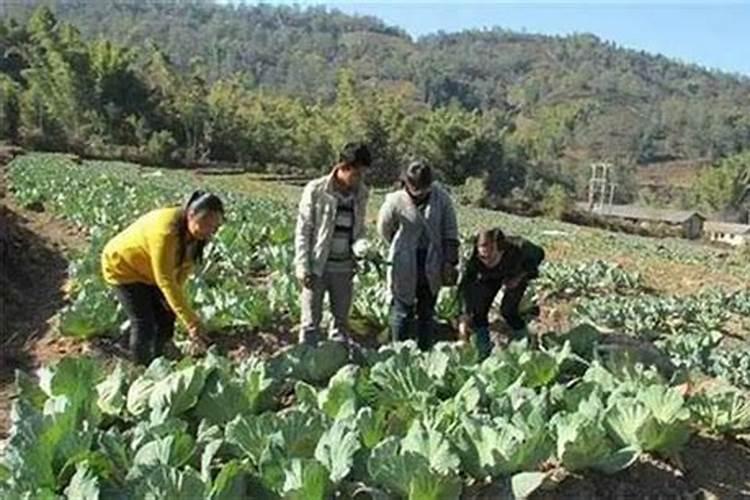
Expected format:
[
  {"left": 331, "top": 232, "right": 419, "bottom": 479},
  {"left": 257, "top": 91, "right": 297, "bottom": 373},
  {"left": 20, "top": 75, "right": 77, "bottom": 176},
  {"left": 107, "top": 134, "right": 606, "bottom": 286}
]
[{"left": 222, "top": 1, "right": 750, "bottom": 77}]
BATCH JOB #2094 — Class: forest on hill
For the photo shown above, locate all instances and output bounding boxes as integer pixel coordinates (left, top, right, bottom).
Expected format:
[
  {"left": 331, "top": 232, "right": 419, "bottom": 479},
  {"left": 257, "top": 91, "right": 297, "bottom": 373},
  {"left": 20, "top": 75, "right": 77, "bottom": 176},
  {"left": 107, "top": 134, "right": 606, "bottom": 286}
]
[{"left": 2, "top": 1, "right": 749, "bottom": 212}]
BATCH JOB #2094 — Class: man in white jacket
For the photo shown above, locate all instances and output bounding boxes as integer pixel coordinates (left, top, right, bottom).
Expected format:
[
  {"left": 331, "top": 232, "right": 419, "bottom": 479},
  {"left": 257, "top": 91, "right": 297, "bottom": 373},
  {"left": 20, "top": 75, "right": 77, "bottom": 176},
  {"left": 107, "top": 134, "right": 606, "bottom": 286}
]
[{"left": 294, "top": 143, "right": 371, "bottom": 344}]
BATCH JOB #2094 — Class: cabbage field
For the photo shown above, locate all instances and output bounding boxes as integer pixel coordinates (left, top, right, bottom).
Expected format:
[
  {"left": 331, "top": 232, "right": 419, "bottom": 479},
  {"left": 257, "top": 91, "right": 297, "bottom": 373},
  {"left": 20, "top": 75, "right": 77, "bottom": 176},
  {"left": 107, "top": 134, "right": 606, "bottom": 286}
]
[{"left": 2, "top": 153, "right": 749, "bottom": 499}]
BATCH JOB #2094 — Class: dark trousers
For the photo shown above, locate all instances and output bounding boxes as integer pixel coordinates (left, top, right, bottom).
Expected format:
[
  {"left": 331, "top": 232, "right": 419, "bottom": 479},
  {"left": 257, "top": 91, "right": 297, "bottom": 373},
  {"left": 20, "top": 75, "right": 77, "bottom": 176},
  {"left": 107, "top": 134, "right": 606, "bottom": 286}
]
[
  {"left": 390, "top": 250, "right": 437, "bottom": 351},
  {"left": 466, "top": 278, "right": 529, "bottom": 332},
  {"left": 113, "top": 283, "right": 175, "bottom": 365}
]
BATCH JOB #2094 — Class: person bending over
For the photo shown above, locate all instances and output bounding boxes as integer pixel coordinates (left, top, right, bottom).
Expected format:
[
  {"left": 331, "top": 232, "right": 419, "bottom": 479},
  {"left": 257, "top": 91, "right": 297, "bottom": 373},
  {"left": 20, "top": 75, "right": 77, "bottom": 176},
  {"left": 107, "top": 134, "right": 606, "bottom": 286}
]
[
  {"left": 458, "top": 227, "right": 544, "bottom": 358},
  {"left": 101, "top": 191, "right": 224, "bottom": 364}
]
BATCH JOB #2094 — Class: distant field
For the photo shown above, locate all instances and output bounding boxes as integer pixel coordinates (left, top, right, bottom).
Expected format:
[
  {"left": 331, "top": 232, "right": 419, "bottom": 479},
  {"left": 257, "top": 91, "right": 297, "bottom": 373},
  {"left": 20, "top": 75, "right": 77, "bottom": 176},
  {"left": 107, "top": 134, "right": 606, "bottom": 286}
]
[
  {"left": 636, "top": 160, "right": 708, "bottom": 190},
  {"left": 205, "top": 170, "right": 750, "bottom": 296}
]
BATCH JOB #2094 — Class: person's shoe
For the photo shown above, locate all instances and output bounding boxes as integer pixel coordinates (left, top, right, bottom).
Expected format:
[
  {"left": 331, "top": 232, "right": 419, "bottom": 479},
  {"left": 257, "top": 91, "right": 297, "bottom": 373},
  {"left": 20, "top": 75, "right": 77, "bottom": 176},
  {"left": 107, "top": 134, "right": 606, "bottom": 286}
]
[
  {"left": 329, "top": 330, "right": 350, "bottom": 343},
  {"left": 161, "top": 340, "right": 182, "bottom": 360},
  {"left": 118, "top": 320, "right": 130, "bottom": 337},
  {"left": 330, "top": 332, "right": 364, "bottom": 363},
  {"left": 510, "top": 325, "right": 529, "bottom": 342},
  {"left": 298, "top": 327, "right": 320, "bottom": 346}
]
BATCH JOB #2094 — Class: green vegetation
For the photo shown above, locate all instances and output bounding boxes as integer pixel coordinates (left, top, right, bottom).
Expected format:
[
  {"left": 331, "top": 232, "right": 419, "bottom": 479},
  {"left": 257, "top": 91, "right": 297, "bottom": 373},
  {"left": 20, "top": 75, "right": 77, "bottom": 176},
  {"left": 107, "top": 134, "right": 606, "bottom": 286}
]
[
  {"left": 2, "top": 136, "right": 750, "bottom": 499},
  {"left": 0, "top": 7, "right": 517, "bottom": 193},
  {"left": 4, "top": 332, "right": 750, "bottom": 498},
  {"left": 684, "top": 151, "right": 750, "bottom": 215},
  {"left": 2, "top": 1, "right": 750, "bottom": 495},
  {"left": 3, "top": 3, "right": 750, "bottom": 209},
  {"left": 9, "top": 153, "right": 750, "bottom": 343}
]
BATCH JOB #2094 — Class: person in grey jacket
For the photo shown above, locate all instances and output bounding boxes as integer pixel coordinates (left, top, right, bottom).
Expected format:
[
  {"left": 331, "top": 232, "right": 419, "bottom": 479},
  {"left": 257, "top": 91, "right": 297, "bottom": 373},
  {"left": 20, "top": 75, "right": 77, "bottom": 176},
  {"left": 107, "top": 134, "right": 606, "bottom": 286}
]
[
  {"left": 294, "top": 143, "right": 371, "bottom": 344},
  {"left": 377, "top": 161, "right": 460, "bottom": 351}
]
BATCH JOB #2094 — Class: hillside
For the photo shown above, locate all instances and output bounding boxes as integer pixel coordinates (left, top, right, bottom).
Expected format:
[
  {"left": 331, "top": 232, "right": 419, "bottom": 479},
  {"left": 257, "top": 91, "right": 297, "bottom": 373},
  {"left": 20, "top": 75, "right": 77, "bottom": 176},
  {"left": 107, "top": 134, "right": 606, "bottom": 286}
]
[{"left": 5, "top": 0, "right": 750, "bottom": 167}]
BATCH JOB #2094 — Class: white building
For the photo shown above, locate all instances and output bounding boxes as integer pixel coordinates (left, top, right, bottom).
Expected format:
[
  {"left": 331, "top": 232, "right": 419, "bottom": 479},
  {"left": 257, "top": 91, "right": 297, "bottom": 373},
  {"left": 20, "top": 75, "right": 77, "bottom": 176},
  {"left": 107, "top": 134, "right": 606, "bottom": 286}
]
[
  {"left": 704, "top": 221, "right": 750, "bottom": 247},
  {"left": 584, "top": 204, "right": 705, "bottom": 240}
]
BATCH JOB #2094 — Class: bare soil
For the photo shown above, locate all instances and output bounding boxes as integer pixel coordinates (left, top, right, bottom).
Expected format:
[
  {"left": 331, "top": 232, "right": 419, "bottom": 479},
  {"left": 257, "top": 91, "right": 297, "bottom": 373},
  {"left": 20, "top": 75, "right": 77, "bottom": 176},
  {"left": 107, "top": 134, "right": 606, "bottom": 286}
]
[{"left": 0, "top": 160, "right": 86, "bottom": 440}]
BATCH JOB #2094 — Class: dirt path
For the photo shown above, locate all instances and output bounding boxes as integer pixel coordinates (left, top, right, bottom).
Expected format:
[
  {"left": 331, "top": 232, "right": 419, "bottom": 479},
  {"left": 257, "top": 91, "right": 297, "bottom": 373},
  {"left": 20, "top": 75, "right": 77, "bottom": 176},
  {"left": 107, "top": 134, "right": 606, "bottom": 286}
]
[{"left": 0, "top": 158, "right": 86, "bottom": 440}]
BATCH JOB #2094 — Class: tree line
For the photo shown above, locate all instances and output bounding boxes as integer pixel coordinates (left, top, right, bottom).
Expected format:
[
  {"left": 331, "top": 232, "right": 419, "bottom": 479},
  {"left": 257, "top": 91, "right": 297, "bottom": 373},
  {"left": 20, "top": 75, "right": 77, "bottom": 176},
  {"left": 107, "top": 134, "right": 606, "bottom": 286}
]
[
  {"left": 3, "top": 2, "right": 750, "bottom": 215},
  {"left": 0, "top": 7, "right": 525, "bottom": 198}
]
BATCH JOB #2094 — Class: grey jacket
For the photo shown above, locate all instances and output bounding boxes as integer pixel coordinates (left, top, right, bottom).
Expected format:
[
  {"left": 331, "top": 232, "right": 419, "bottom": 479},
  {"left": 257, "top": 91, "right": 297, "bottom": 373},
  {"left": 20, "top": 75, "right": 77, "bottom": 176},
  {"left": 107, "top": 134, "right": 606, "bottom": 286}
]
[
  {"left": 294, "top": 173, "right": 369, "bottom": 279},
  {"left": 377, "top": 183, "right": 459, "bottom": 304}
]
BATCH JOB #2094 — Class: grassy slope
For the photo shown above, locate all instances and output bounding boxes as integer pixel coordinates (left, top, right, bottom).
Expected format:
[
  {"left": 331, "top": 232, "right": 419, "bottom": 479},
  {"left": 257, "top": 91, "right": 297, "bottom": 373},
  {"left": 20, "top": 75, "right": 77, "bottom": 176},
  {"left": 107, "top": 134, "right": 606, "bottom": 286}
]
[
  {"left": 203, "top": 172, "right": 750, "bottom": 296},
  {"left": 17, "top": 153, "right": 747, "bottom": 295}
]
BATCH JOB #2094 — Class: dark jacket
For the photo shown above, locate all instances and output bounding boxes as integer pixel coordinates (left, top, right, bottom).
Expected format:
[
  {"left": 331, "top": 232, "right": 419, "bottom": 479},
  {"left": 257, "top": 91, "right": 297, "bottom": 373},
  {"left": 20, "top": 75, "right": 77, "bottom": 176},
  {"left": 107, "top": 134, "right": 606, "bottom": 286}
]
[{"left": 457, "top": 236, "right": 545, "bottom": 314}]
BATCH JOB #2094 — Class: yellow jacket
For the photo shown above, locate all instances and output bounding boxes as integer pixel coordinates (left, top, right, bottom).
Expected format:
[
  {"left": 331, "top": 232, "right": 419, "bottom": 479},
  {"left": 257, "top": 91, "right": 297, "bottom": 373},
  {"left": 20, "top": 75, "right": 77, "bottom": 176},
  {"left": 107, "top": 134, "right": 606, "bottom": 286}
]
[{"left": 101, "top": 207, "right": 199, "bottom": 328}]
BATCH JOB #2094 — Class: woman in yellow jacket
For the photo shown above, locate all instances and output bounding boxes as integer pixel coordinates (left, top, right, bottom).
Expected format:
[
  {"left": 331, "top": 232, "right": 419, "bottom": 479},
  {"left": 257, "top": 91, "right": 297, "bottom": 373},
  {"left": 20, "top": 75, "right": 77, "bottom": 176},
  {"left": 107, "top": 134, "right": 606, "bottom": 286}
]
[{"left": 101, "top": 191, "right": 224, "bottom": 364}]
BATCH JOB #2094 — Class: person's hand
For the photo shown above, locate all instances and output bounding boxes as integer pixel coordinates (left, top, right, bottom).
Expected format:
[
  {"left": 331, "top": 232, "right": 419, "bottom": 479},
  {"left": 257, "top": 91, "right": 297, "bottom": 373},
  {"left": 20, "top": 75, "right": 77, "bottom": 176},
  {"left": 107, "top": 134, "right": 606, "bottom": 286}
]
[
  {"left": 458, "top": 315, "right": 471, "bottom": 341},
  {"left": 298, "top": 273, "right": 315, "bottom": 289},
  {"left": 504, "top": 273, "right": 525, "bottom": 290},
  {"left": 352, "top": 239, "right": 372, "bottom": 259},
  {"left": 442, "top": 262, "right": 458, "bottom": 286},
  {"left": 302, "top": 274, "right": 315, "bottom": 289},
  {"left": 187, "top": 321, "right": 203, "bottom": 338},
  {"left": 187, "top": 337, "right": 207, "bottom": 356},
  {"left": 187, "top": 322, "right": 208, "bottom": 356}
]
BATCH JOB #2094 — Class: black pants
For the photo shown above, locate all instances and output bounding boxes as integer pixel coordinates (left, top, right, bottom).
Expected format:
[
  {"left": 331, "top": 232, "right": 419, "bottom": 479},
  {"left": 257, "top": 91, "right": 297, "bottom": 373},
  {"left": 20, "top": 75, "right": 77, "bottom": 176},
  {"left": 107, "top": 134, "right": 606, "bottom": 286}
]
[
  {"left": 390, "top": 249, "right": 437, "bottom": 351},
  {"left": 113, "top": 283, "right": 175, "bottom": 365},
  {"left": 465, "top": 278, "right": 529, "bottom": 331}
]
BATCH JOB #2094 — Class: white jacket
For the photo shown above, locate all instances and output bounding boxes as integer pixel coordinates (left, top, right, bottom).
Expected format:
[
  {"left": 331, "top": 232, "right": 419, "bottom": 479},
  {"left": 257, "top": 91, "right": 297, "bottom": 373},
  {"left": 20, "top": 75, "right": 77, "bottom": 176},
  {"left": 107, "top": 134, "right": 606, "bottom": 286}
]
[{"left": 294, "top": 172, "right": 369, "bottom": 279}]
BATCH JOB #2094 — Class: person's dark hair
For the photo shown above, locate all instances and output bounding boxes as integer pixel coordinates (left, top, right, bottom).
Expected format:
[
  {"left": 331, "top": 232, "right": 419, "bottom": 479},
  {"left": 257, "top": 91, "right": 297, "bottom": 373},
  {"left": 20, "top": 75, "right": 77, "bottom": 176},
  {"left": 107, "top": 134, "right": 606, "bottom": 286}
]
[
  {"left": 173, "top": 190, "right": 225, "bottom": 265},
  {"left": 474, "top": 227, "right": 508, "bottom": 253},
  {"left": 339, "top": 142, "right": 372, "bottom": 168},
  {"left": 401, "top": 160, "right": 433, "bottom": 190}
]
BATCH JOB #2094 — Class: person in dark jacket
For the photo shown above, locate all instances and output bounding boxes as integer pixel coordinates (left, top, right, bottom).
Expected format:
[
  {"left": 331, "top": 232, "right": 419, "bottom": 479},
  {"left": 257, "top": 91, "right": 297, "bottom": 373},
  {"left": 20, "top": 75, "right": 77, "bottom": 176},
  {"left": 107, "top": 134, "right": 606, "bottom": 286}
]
[{"left": 458, "top": 227, "right": 545, "bottom": 358}]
